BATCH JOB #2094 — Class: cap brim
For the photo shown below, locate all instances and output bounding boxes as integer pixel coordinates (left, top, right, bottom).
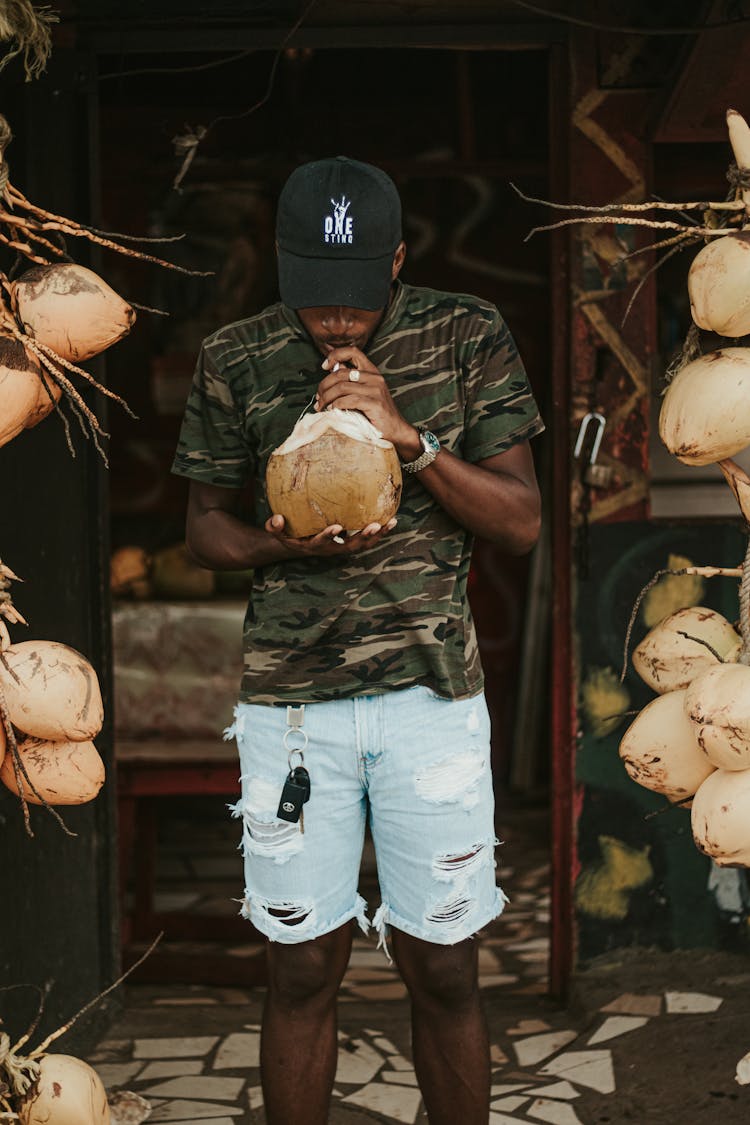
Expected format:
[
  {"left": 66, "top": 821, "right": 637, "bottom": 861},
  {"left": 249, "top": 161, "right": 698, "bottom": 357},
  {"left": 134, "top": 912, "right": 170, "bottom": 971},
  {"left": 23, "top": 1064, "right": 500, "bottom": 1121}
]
[{"left": 278, "top": 247, "right": 394, "bottom": 311}]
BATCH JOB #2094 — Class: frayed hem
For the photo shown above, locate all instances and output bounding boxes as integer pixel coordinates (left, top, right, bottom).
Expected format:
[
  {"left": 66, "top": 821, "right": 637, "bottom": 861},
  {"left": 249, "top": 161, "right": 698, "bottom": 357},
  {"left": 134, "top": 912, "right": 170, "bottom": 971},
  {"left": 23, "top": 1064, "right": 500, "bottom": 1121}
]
[
  {"left": 224, "top": 702, "right": 248, "bottom": 742},
  {"left": 374, "top": 887, "right": 508, "bottom": 948},
  {"left": 239, "top": 892, "right": 371, "bottom": 945}
]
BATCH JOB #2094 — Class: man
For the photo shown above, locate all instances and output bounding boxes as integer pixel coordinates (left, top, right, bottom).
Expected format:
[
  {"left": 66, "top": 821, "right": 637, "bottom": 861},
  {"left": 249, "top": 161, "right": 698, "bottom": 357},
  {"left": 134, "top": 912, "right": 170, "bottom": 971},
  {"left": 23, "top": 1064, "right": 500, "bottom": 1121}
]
[{"left": 172, "top": 155, "right": 543, "bottom": 1125}]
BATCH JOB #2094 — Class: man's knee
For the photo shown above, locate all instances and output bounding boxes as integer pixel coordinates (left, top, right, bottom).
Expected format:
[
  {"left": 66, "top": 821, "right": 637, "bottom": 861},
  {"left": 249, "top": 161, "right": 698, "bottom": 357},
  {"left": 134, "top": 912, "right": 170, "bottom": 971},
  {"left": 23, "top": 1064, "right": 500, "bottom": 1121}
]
[
  {"left": 393, "top": 932, "right": 480, "bottom": 1011},
  {"left": 267, "top": 925, "right": 352, "bottom": 1007}
]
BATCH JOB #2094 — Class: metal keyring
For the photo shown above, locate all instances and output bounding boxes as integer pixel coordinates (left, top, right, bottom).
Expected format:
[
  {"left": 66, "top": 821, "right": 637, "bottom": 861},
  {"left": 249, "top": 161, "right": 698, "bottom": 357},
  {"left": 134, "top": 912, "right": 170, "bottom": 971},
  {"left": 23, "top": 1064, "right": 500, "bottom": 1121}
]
[
  {"left": 283, "top": 727, "right": 309, "bottom": 755},
  {"left": 287, "top": 748, "right": 306, "bottom": 770}
]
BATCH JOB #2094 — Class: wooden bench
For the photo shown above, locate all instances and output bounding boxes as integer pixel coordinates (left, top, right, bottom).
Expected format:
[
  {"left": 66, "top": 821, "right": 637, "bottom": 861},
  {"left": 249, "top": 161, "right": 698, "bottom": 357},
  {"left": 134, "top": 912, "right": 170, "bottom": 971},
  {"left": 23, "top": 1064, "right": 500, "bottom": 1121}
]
[{"left": 117, "top": 737, "right": 266, "bottom": 986}]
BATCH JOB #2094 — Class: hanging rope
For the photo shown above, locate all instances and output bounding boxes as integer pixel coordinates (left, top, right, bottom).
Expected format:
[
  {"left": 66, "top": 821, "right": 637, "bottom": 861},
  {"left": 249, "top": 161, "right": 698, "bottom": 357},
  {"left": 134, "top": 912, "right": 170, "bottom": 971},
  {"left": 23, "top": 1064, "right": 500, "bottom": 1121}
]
[{"left": 739, "top": 537, "right": 750, "bottom": 665}]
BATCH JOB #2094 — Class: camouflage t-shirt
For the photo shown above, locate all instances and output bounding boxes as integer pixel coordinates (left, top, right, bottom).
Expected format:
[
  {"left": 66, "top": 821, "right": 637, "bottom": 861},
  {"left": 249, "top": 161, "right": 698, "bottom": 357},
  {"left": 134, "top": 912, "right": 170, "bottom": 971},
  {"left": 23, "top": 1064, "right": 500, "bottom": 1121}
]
[{"left": 172, "top": 281, "right": 544, "bottom": 705}]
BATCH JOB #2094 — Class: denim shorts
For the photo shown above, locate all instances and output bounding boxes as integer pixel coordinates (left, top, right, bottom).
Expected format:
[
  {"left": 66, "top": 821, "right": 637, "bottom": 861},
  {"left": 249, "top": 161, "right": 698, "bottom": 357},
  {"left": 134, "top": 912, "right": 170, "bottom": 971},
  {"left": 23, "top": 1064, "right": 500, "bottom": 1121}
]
[{"left": 225, "top": 685, "right": 507, "bottom": 948}]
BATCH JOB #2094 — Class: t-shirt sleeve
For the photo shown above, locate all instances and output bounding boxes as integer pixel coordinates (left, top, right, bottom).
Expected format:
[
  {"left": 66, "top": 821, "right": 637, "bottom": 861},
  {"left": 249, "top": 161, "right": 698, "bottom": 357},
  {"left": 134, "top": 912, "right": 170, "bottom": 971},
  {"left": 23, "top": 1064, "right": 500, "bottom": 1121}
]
[
  {"left": 171, "top": 339, "right": 256, "bottom": 487},
  {"left": 462, "top": 308, "right": 544, "bottom": 463}
]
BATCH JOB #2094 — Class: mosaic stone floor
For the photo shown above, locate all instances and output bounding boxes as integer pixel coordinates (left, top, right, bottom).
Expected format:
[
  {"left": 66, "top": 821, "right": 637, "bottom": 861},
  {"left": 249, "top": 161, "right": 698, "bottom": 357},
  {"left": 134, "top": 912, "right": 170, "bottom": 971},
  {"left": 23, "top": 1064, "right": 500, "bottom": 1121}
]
[{"left": 92, "top": 803, "right": 750, "bottom": 1123}]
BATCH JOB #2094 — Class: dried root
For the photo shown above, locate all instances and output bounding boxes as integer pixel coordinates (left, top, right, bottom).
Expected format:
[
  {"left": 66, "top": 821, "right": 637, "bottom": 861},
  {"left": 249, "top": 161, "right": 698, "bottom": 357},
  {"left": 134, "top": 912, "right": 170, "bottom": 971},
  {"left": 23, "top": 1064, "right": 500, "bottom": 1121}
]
[
  {"left": 0, "top": 111, "right": 213, "bottom": 462},
  {"left": 511, "top": 160, "right": 747, "bottom": 316},
  {"left": 0, "top": 116, "right": 209, "bottom": 276},
  {"left": 0, "top": 1, "right": 57, "bottom": 82},
  {"left": 0, "top": 561, "right": 25, "bottom": 644}
]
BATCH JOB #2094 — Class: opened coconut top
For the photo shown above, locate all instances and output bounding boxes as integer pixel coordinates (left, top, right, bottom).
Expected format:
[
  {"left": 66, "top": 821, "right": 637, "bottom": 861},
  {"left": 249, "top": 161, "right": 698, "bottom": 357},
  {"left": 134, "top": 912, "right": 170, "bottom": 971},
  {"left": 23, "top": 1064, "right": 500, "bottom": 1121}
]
[{"left": 273, "top": 408, "right": 394, "bottom": 455}]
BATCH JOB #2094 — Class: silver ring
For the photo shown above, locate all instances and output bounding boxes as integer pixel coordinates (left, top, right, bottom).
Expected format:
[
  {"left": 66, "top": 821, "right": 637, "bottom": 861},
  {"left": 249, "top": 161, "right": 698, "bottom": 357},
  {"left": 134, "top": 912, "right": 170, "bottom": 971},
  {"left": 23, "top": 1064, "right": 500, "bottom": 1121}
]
[
  {"left": 348, "top": 369, "right": 360, "bottom": 383},
  {"left": 283, "top": 728, "right": 309, "bottom": 754}
]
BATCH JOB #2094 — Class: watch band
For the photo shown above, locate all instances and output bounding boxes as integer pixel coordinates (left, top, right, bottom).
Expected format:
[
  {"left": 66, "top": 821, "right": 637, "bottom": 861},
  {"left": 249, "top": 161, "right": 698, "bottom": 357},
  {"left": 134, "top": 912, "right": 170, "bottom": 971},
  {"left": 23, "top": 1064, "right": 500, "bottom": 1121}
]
[{"left": 401, "top": 428, "right": 440, "bottom": 474}]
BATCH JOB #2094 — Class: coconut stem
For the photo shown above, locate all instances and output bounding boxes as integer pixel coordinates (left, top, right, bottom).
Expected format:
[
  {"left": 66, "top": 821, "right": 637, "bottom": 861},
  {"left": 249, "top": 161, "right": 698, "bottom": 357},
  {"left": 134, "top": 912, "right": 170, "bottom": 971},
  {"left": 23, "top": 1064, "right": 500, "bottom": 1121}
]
[
  {"left": 664, "top": 322, "right": 702, "bottom": 386},
  {"left": 644, "top": 795, "right": 693, "bottom": 820},
  {"left": 11, "top": 981, "right": 52, "bottom": 1056},
  {"left": 4, "top": 183, "right": 212, "bottom": 276},
  {"left": 510, "top": 182, "right": 745, "bottom": 215},
  {"left": 0, "top": 1031, "right": 40, "bottom": 1102},
  {"left": 26, "top": 932, "right": 163, "bottom": 1059},
  {"left": 0, "top": 227, "right": 49, "bottom": 266},
  {"left": 525, "top": 214, "right": 731, "bottom": 242},
  {"left": 621, "top": 241, "right": 687, "bottom": 327}
]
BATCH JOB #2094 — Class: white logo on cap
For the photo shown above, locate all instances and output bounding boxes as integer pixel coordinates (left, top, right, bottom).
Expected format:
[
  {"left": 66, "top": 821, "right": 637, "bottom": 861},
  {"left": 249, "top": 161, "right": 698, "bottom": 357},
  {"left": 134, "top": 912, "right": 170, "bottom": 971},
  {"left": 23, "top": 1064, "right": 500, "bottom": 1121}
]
[{"left": 324, "top": 195, "right": 353, "bottom": 244}]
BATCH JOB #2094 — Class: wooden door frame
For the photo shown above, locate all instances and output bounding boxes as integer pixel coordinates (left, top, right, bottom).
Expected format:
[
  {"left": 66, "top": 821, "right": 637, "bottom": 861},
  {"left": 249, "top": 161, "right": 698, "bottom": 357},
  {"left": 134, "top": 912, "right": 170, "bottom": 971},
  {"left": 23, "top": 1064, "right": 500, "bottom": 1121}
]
[{"left": 86, "top": 19, "right": 575, "bottom": 994}]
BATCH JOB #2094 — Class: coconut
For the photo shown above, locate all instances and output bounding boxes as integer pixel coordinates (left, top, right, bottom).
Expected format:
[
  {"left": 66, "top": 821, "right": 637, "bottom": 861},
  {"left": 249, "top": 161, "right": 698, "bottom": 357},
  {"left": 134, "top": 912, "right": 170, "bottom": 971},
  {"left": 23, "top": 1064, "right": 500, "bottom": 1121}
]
[
  {"left": 618, "top": 689, "right": 715, "bottom": 803},
  {"left": 19, "top": 1053, "right": 110, "bottom": 1125},
  {"left": 150, "top": 543, "right": 214, "bottom": 599},
  {"left": 691, "top": 767, "right": 750, "bottom": 867},
  {"left": 685, "top": 663, "right": 750, "bottom": 770},
  {"left": 0, "top": 737, "right": 105, "bottom": 805},
  {"left": 10, "top": 262, "right": 136, "bottom": 363},
  {"left": 688, "top": 232, "right": 750, "bottom": 336},
  {"left": 24, "top": 365, "right": 63, "bottom": 429},
  {"left": 0, "top": 640, "right": 103, "bottom": 741},
  {"left": 111, "top": 545, "right": 152, "bottom": 598},
  {"left": 658, "top": 348, "right": 750, "bottom": 466},
  {"left": 0, "top": 334, "right": 47, "bottom": 447},
  {"left": 265, "top": 409, "right": 402, "bottom": 537},
  {"left": 632, "top": 606, "right": 741, "bottom": 694}
]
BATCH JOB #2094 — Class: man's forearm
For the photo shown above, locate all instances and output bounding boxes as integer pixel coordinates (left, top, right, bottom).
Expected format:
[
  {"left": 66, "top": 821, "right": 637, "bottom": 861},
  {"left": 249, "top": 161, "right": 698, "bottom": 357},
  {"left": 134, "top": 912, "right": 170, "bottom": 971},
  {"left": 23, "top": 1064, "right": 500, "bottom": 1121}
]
[
  {"left": 411, "top": 448, "right": 541, "bottom": 554},
  {"left": 187, "top": 507, "right": 294, "bottom": 570}
]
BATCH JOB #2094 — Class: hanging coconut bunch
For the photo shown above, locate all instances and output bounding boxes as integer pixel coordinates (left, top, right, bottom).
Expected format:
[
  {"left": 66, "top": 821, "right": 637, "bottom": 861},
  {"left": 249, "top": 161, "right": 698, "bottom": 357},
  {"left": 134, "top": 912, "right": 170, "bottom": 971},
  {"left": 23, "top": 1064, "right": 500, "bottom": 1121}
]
[
  {"left": 266, "top": 408, "right": 402, "bottom": 537},
  {"left": 0, "top": 937, "right": 161, "bottom": 1125},
  {"left": 0, "top": 566, "right": 106, "bottom": 836},
  {"left": 0, "top": 113, "right": 210, "bottom": 461},
  {"left": 687, "top": 110, "right": 750, "bottom": 337},
  {"left": 515, "top": 107, "right": 750, "bottom": 262},
  {"left": 659, "top": 110, "right": 750, "bottom": 468},
  {"left": 615, "top": 550, "right": 750, "bottom": 867},
  {"left": 516, "top": 106, "right": 750, "bottom": 865}
]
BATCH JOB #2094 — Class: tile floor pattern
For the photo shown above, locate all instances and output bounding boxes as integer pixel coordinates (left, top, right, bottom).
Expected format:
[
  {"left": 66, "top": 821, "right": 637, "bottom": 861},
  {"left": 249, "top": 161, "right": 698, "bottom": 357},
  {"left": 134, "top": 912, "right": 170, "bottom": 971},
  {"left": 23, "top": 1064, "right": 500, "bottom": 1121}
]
[
  {"left": 93, "top": 981, "right": 729, "bottom": 1124},
  {"left": 97, "top": 803, "right": 749, "bottom": 1123}
]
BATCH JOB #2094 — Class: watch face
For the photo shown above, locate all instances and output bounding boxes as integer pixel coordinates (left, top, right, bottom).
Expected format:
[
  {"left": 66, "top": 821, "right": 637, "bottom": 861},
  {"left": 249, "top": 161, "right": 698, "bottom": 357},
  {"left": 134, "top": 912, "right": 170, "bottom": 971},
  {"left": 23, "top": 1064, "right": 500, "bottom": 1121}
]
[{"left": 421, "top": 430, "right": 440, "bottom": 454}]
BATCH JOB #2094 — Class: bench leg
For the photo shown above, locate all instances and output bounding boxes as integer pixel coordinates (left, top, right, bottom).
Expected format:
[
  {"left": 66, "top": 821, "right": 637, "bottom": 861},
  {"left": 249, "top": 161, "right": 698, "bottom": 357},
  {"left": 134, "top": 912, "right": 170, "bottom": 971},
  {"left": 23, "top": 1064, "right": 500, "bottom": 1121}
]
[{"left": 133, "top": 798, "right": 158, "bottom": 940}]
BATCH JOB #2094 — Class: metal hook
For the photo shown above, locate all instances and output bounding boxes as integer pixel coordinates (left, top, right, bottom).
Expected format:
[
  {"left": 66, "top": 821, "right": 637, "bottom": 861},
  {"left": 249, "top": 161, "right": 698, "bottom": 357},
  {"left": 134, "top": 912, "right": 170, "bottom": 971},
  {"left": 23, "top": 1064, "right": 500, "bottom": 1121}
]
[{"left": 573, "top": 412, "right": 606, "bottom": 465}]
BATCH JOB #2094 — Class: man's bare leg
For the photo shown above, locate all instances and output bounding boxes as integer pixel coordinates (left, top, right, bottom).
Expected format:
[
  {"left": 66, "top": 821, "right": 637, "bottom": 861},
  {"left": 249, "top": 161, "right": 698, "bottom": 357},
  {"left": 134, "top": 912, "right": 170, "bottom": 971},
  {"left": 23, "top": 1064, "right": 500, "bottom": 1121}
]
[
  {"left": 391, "top": 930, "right": 490, "bottom": 1125},
  {"left": 261, "top": 922, "right": 353, "bottom": 1125}
]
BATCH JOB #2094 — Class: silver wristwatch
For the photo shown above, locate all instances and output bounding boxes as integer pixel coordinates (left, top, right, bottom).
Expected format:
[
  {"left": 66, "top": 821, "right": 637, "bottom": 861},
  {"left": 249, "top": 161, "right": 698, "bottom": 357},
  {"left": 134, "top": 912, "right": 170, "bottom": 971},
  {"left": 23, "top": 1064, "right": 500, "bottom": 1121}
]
[{"left": 401, "top": 427, "right": 440, "bottom": 474}]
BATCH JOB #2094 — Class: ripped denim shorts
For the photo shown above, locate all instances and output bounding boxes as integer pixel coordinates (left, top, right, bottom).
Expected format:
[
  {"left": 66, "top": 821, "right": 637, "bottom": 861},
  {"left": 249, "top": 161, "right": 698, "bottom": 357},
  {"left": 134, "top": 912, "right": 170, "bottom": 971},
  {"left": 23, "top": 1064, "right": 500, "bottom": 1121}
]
[{"left": 226, "top": 685, "right": 507, "bottom": 949}]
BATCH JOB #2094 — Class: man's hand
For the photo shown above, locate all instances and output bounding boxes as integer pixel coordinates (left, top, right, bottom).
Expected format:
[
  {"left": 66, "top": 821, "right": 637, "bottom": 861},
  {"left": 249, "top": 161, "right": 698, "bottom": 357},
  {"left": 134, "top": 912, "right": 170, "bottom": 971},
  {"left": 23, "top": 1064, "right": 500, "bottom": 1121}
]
[
  {"left": 315, "top": 346, "right": 421, "bottom": 461},
  {"left": 264, "top": 513, "right": 398, "bottom": 557}
]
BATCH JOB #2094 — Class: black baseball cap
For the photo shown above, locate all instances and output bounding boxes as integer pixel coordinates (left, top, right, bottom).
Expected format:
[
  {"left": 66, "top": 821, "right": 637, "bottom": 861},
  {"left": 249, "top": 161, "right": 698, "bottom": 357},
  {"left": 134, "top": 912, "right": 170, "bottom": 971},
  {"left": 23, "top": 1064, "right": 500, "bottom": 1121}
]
[{"left": 276, "top": 156, "right": 402, "bottom": 310}]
